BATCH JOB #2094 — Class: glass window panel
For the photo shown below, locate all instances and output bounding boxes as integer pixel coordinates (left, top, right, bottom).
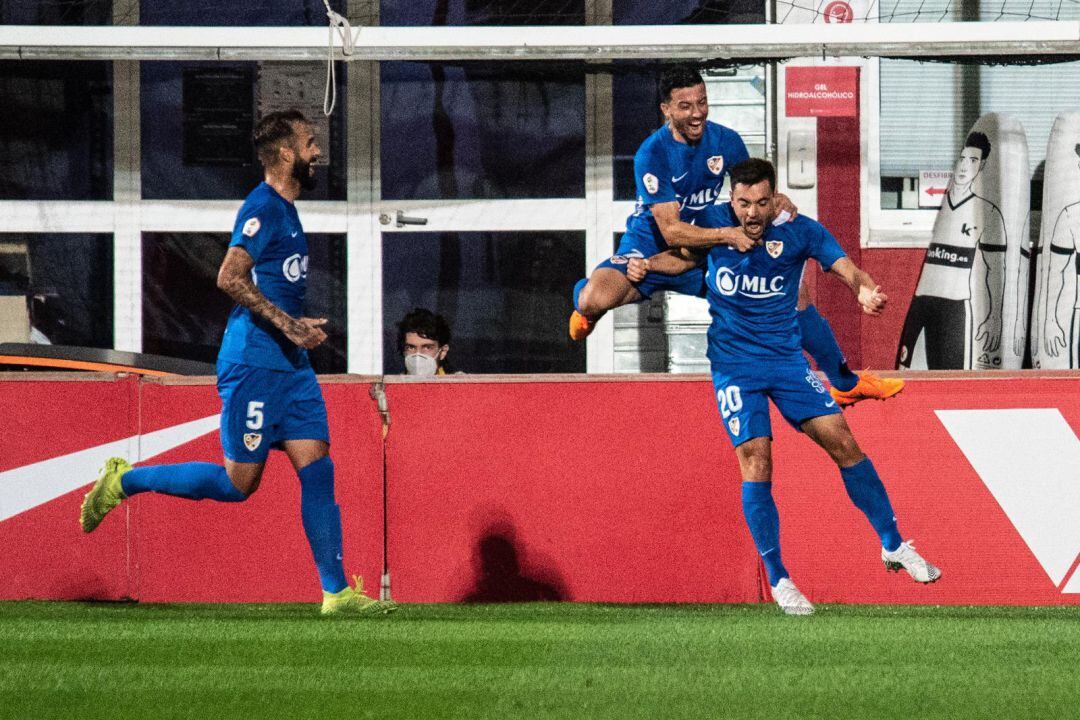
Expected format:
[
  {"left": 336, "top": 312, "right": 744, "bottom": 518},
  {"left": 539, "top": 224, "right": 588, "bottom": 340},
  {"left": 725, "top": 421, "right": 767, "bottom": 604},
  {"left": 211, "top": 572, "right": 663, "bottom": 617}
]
[
  {"left": 142, "top": 233, "right": 347, "bottom": 372},
  {"left": 614, "top": 0, "right": 763, "bottom": 24},
  {"left": 0, "top": 234, "right": 112, "bottom": 347},
  {"left": 613, "top": 70, "right": 661, "bottom": 201},
  {"left": 383, "top": 232, "right": 585, "bottom": 373},
  {"left": 381, "top": 0, "right": 584, "bottom": 26},
  {"left": 878, "top": 0, "right": 1080, "bottom": 209},
  {"left": 141, "top": 61, "right": 345, "bottom": 200},
  {"left": 139, "top": 0, "right": 344, "bottom": 25},
  {"left": 0, "top": 61, "right": 112, "bottom": 200},
  {"left": 380, "top": 62, "right": 585, "bottom": 200},
  {"left": 0, "top": 0, "right": 111, "bottom": 24}
]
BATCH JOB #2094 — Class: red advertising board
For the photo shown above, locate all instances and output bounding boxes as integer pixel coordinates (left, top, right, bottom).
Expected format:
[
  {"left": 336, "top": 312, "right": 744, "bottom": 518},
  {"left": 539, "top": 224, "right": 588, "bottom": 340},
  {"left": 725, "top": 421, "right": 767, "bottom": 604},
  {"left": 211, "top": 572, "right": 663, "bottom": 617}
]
[
  {"left": 786, "top": 66, "right": 859, "bottom": 117},
  {"left": 2, "top": 373, "right": 1080, "bottom": 607}
]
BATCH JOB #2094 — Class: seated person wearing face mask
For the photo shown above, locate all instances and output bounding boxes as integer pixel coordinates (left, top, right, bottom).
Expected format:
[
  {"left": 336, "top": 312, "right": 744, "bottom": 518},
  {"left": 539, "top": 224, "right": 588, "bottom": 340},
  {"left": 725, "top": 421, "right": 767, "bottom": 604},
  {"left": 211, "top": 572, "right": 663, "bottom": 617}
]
[{"left": 398, "top": 308, "right": 455, "bottom": 376}]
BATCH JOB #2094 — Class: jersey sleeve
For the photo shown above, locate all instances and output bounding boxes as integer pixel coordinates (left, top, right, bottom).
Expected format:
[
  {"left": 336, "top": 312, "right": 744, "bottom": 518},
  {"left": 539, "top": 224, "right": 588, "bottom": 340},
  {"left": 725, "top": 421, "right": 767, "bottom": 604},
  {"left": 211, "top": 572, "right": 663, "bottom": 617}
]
[
  {"left": 230, "top": 200, "right": 278, "bottom": 261},
  {"left": 633, "top": 141, "right": 676, "bottom": 207},
  {"left": 807, "top": 218, "right": 847, "bottom": 270},
  {"left": 727, "top": 128, "right": 750, "bottom": 167}
]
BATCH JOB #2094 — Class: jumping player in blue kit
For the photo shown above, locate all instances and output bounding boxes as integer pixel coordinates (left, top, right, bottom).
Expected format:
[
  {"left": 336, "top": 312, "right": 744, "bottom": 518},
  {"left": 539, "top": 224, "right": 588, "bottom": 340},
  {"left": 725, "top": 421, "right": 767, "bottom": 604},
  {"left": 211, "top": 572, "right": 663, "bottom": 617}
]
[
  {"left": 570, "top": 65, "right": 902, "bottom": 408},
  {"left": 631, "top": 159, "right": 940, "bottom": 615},
  {"left": 80, "top": 110, "right": 395, "bottom": 617}
]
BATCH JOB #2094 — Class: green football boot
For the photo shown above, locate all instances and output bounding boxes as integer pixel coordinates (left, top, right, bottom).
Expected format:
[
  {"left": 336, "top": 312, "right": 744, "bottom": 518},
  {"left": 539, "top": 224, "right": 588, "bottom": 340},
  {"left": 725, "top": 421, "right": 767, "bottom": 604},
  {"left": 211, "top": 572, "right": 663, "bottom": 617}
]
[
  {"left": 321, "top": 576, "right": 398, "bottom": 617},
  {"left": 79, "top": 457, "right": 132, "bottom": 533}
]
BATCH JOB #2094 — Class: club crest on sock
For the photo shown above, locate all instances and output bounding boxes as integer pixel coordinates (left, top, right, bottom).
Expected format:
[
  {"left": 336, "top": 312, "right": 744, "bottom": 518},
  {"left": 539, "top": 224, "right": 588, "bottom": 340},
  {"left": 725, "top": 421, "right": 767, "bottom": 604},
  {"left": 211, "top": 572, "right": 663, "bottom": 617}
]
[{"left": 243, "top": 432, "right": 262, "bottom": 451}]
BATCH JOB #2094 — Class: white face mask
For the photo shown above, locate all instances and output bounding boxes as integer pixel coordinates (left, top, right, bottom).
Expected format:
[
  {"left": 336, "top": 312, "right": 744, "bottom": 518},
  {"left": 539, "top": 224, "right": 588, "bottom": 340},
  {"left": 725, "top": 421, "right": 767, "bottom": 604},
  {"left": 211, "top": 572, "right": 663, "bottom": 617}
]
[{"left": 404, "top": 352, "right": 439, "bottom": 376}]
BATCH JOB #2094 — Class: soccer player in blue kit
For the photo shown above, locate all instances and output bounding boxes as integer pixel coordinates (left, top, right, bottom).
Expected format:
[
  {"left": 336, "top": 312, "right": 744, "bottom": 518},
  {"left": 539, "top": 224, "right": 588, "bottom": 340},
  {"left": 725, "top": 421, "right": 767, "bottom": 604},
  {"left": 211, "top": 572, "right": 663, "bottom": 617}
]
[
  {"left": 631, "top": 159, "right": 940, "bottom": 615},
  {"left": 570, "top": 65, "right": 901, "bottom": 407},
  {"left": 80, "top": 110, "right": 395, "bottom": 617}
]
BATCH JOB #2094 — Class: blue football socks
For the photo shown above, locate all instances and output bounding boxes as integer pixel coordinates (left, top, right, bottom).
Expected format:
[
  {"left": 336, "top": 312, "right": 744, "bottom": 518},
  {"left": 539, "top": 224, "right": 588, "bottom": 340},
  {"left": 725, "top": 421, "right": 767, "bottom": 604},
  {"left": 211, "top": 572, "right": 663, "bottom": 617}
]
[
  {"left": 840, "top": 457, "right": 903, "bottom": 552},
  {"left": 572, "top": 277, "right": 589, "bottom": 314},
  {"left": 797, "top": 304, "right": 859, "bottom": 392},
  {"left": 741, "top": 481, "right": 789, "bottom": 587},
  {"left": 120, "top": 462, "right": 247, "bottom": 502},
  {"left": 298, "top": 456, "right": 348, "bottom": 594}
]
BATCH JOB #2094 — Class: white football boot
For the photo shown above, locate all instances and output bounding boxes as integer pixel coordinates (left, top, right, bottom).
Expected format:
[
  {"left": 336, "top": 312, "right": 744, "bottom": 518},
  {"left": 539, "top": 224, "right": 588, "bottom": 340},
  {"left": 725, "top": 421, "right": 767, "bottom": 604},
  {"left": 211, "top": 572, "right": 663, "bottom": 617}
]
[
  {"left": 882, "top": 540, "right": 941, "bottom": 583},
  {"left": 771, "top": 577, "right": 815, "bottom": 616}
]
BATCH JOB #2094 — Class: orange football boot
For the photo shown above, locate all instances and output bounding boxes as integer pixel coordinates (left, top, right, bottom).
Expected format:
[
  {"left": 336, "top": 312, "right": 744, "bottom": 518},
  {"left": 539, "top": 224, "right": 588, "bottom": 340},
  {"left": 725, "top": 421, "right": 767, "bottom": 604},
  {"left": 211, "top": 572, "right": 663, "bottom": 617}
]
[
  {"left": 830, "top": 371, "right": 905, "bottom": 408},
  {"left": 569, "top": 311, "right": 596, "bottom": 341}
]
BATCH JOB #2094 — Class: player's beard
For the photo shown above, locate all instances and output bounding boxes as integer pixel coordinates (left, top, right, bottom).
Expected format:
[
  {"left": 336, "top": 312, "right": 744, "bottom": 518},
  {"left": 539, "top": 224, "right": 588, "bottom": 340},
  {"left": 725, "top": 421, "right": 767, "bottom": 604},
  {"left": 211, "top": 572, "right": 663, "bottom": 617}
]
[
  {"left": 292, "top": 157, "right": 318, "bottom": 191},
  {"left": 671, "top": 116, "right": 704, "bottom": 145}
]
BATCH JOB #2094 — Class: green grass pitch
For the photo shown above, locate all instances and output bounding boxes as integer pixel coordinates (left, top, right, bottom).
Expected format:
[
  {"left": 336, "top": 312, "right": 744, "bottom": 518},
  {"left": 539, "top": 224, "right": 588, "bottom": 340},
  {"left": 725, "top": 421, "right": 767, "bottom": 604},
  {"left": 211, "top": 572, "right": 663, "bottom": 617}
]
[{"left": 2, "top": 602, "right": 1079, "bottom": 719}]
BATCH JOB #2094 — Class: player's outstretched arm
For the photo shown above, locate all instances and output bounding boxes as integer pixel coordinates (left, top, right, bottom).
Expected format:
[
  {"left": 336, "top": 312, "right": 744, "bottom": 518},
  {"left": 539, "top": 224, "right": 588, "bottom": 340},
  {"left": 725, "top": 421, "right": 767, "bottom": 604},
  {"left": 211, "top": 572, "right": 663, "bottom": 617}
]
[
  {"left": 828, "top": 257, "right": 887, "bottom": 316},
  {"left": 652, "top": 202, "right": 756, "bottom": 252},
  {"left": 626, "top": 249, "right": 702, "bottom": 282},
  {"left": 217, "top": 246, "right": 328, "bottom": 349}
]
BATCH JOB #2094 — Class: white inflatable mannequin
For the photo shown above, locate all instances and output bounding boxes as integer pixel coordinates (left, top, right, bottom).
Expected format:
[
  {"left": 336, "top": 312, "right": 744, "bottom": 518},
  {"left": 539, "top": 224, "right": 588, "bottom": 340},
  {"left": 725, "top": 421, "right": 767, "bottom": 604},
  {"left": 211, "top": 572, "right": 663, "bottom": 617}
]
[
  {"left": 1031, "top": 111, "right": 1080, "bottom": 369},
  {"left": 897, "top": 113, "right": 1029, "bottom": 370}
]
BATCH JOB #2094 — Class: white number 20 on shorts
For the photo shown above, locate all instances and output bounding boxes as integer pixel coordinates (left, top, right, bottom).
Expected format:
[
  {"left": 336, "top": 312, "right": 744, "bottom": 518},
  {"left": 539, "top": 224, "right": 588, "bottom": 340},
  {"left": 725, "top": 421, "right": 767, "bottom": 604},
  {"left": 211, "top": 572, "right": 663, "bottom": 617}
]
[{"left": 717, "top": 386, "right": 743, "bottom": 418}]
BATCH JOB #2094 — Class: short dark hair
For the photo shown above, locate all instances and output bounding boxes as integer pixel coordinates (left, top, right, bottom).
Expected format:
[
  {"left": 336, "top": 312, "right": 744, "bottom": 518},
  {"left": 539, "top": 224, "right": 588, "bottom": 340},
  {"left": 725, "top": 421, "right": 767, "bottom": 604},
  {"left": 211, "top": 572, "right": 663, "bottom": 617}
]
[
  {"left": 398, "top": 308, "right": 451, "bottom": 349},
  {"left": 729, "top": 158, "right": 776, "bottom": 192},
  {"left": 659, "top": 66, "right": 705, "bottom": 103},
  {"left": 253, "top": 109, "right": 309, "bottom": 168},
  {"left": 964, "top": 131, "right": 992, "bottom": 160}
]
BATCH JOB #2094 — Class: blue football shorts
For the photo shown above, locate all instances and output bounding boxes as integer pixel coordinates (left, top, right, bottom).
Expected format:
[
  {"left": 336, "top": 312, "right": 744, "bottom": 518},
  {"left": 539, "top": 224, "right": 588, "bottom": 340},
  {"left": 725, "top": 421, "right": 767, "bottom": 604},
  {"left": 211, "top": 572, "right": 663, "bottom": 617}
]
[
  {"left": 710, "top": 355, "right": 841, "bottom": 447},
  {"left": 594, "top": 233, "right": 706, "bottom": 299},
  {"left": 216, "top": 359, "right": 330, "bottom": 463}
]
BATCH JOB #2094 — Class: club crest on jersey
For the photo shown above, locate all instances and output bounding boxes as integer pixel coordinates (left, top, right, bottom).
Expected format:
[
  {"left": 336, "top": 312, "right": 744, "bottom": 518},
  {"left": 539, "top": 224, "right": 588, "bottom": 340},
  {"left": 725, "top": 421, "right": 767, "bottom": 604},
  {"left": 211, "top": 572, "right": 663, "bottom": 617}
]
[
  {"left": 243, "top": 433, "right": 262, "bottom": 451},
  {"left": 766, "top": 240, "right": 784, "bottom": 258},
  {"left": 728, "top": 417, "right": 741, "bottom": 436},
  {"left": 707, "top": 156, "right": 724, "bottom": 175},
  {"left": 242, "top": 217, "right": 261, "bottom": 237},
  {"left": 643, "top": 173, "right": 659, "bottom": 194}
]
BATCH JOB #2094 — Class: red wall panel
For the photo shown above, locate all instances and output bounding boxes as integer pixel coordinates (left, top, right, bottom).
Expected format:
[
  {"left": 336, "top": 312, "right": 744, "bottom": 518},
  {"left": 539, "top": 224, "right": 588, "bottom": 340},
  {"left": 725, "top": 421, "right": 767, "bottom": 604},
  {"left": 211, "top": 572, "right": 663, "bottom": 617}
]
[
  {"left": 3, "top": 373, "right": 1079, "bottom": 606},
  {"left": 384, "top": 379, "right": 763, "bottom": 603},
  {"left": 0, "top": 376, "right": 138, "bottom": 600}
]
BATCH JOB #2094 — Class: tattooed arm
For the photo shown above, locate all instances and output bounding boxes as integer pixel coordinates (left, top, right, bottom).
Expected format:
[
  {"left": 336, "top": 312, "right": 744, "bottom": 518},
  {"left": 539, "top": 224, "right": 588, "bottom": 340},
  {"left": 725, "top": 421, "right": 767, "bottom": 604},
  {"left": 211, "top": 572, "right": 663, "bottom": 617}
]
[{"left": 216, "top": 246, "right": 327, "bottom": 350}]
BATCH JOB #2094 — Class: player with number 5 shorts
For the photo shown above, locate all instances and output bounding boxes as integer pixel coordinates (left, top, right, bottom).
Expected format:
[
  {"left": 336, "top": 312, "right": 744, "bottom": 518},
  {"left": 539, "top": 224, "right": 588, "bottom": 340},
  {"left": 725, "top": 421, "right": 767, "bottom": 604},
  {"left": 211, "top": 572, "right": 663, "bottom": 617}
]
[
  {"left": 79, "top": 110, "right": 394, "bottom": 617},
  {"left": 631, "top": 159, "right": 940, "bottom": 616}
]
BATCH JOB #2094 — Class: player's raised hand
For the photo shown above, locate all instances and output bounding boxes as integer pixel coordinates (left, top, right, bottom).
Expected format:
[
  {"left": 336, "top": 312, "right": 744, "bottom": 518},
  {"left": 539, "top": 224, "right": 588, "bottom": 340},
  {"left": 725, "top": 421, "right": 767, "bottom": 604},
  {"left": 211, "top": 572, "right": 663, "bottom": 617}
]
[
  {"left": 627, "top": 257, "right": 650, "bottom": 283},
  {"left": 858, "top": 285, "right": 887, "bottom": 316},
  {"left": 773, "top": 192, "right": 799, "bottom": 221},
  {"left": 286, "top": 317, "right": 329, "bottom": 349}
]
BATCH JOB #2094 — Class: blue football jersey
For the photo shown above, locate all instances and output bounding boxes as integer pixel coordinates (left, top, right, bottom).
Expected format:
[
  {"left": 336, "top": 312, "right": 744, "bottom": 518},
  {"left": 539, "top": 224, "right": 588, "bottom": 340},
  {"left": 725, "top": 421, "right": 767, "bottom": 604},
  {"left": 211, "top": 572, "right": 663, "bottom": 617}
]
[
  {"left": 218, "top": 182, "right": 310, "bottom": 371},
  {"left": 624, "top": 121, "right": 749, "bottom": 251},
  {"left": 703, "top": 206, "right": 846, "bottom": 363}
]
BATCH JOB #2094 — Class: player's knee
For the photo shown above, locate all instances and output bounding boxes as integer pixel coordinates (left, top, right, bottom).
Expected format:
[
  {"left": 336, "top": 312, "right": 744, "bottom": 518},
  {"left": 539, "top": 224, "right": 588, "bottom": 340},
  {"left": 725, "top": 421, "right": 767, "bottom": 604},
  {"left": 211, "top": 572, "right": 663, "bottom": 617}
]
[
  {"left": 827, "top": 435, "right": 864, "bottom": 467},
  {"left": 577, "top": 283, "right": 605, "bottom": 317},
  {"left": 225, "top": 468, "right": 262, "bottom": 498},
  {"left": 736, "top": 444, "right": 772, "bottom": 480}
]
